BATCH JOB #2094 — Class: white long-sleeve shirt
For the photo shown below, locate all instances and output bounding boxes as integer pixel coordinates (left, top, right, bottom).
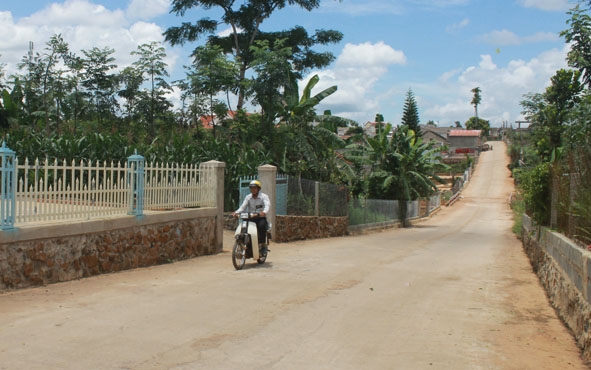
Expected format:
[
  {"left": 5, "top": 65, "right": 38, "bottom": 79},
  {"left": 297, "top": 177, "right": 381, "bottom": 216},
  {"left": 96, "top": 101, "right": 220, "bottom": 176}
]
[{"left": 235, "top": 192, "right": 270, "bottom": 215}]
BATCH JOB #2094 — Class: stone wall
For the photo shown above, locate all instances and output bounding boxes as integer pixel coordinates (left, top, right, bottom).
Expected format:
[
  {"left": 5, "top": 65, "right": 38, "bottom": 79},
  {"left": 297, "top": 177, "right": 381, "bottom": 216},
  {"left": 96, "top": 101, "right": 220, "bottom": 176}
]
[
  {"left": 521, "top": 214, "right": 591, "bottom": 362},
  {"left": 274, "top": 215, "right": 348, "bottom": 242},
  {"left": 224, "top": 213, "right": 348, "bottom": 242},
  {"left": 0, "top": 209, "right": 220, "bottom": 291}
]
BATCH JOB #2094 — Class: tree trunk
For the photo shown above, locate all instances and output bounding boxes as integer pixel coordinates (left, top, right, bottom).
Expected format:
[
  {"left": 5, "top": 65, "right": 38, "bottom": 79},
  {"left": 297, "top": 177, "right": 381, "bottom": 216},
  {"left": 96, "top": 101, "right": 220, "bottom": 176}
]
[{"left": 398, "top": 199, "right": 410, "bottom": 227}]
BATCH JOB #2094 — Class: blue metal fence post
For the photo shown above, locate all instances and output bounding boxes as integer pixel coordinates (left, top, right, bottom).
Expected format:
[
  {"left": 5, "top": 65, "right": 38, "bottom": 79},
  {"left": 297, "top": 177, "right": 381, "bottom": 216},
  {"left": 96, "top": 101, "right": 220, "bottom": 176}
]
[
  {"left": 127, "top": 151, "right": 145, "bottom": 216},
  {"left": 0, "top": 142, "right": 16, "bottom": 229}
]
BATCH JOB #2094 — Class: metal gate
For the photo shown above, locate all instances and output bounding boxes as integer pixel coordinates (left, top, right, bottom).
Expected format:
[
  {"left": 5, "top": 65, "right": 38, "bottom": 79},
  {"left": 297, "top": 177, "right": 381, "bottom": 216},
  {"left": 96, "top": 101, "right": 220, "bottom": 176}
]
[{"left": 239, "top": 174, "right": 288, "bottom": 215}]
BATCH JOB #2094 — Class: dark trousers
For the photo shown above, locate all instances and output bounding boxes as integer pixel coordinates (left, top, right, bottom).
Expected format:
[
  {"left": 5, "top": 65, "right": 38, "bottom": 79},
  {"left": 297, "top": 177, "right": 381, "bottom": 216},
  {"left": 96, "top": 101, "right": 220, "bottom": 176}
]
[{"left": 252, "top": 217, "right": 268, "bottom": 244}]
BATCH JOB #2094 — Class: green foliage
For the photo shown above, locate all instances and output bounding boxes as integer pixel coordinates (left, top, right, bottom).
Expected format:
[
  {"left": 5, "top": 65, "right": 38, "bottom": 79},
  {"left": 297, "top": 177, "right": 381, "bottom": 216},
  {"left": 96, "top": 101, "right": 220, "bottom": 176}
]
[
  {"left": 348, "top": 206, "right": 390, "bottom": 225},
  {"left": 514, "top": 162, "right": 551, "bottom": 226},
  {"left": 520, "top": 70, "right": 583, "bottom": 162},
  {"left": 164, "top": 0, "right": 342, "bottom": 109},
  {"left": 0, "top": 88, "right": 19, "bottom": 129},
  {"left": 465, "top": 117, "right": 490, "bottom": 136},
  {"left": 471, "top": 86, "right": 482, "bottom": 118},
  {"left": 572, "top": 190, "right": 591, "bottom": 245},
  {"left": 561, "top": 5, "right": 591, "bottom": 87},
  {"left": 510, "top": 194, "right": 525, "bottom": 236},
  {"left": 364, "top": 125, "right": 448, "bottom": 226},
  {"left": 287, "top": 192, "right": 315, "bottom": 216},
  {"left": 401, "top": 89, "right": 420, "bottom": 136}
]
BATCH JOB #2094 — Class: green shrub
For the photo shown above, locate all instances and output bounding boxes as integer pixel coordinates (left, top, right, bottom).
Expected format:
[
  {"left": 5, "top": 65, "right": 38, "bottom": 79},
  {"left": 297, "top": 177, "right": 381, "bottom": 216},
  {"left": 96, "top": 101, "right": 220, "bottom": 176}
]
[{"left": 514, "top": 162, "right": 551, "bottom": 226}]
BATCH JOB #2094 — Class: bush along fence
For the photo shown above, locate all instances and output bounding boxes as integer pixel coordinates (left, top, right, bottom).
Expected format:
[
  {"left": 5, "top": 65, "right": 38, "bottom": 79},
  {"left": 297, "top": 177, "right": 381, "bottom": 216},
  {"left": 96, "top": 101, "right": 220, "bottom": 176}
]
[{"left": 0, "top": 142, "right": 217, "bottom": 229}]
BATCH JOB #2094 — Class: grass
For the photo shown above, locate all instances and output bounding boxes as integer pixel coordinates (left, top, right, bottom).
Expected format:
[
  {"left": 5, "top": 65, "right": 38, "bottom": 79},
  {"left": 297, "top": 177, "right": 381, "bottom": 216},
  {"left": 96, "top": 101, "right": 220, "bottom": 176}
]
[{"left": 510, "top": 192, "right": 525, "bottom": 237}]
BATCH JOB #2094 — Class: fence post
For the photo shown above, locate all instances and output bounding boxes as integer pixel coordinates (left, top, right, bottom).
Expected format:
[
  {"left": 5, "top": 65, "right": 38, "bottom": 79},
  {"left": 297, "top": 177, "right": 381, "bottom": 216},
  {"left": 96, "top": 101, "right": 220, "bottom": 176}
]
[
  {"left": 0, "top": 142, "right": 16, "bottom": 230},
  {"left": 127, "top": 151, "right": 145, "bottom": 216},
  {"left": 315, "top": 181, "right": 320, "bottom": 217},
  {"left": 258, "top": 164, "right": 277, "bottom": 238},
  {"left": 201, "top": 160, "right": 225, "bottom": 253}
]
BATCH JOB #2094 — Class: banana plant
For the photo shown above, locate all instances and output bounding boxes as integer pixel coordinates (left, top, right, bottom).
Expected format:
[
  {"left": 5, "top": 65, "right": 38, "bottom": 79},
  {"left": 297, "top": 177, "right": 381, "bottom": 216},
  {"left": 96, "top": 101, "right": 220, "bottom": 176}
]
[{"left": 280, "top": 73, "right": 337, "bottom": 124}]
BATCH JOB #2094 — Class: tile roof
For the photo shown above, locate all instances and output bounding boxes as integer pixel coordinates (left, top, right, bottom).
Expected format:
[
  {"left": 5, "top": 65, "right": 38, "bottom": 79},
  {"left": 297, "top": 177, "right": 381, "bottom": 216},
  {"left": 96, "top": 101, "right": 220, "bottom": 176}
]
[{"left": 449, "top": 130, "right": 481, "bottom": 137}]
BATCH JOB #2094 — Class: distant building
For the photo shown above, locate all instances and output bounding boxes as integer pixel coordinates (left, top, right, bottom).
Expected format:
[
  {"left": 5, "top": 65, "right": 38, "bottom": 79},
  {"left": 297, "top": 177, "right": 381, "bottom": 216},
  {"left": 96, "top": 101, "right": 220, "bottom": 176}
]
[
  {"left": 448, "top": 130, "right": 482, "bottom": 155},
  {"left": 198, "top": 110, "right": 243, "bottom": 129},
  {"left": 363, "top": 121, "right": 379, "bottom": 137},
  {"left": 363, "top": 121, "right": 392, "bottom": 138},
  {"left": 420, "top": 124, "right": 451, "bottom": 148}
]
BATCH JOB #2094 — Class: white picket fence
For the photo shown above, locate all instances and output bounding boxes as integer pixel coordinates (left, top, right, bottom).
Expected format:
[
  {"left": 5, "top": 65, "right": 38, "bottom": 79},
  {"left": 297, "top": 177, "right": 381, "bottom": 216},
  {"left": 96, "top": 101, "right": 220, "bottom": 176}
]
[{"left": 12, "top": 157, "right": 215, "bottom": 225}]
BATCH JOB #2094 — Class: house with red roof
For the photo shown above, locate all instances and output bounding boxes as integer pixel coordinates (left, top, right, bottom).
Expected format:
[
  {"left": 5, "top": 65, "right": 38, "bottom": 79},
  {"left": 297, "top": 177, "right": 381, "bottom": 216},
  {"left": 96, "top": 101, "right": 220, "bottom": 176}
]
[
  {"left": 448, "top": 129, "right": 482, "bottom": 155},
  {"left": 198, "top": 110, "right": 243, "bottom": 129}
]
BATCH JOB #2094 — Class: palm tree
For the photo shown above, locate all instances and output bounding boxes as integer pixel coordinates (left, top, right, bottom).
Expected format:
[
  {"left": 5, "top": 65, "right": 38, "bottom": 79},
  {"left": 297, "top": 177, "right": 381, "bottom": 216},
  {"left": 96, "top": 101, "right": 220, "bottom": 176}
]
[{"left": 471, "top": 87, "right": 482, "bottom": 121}]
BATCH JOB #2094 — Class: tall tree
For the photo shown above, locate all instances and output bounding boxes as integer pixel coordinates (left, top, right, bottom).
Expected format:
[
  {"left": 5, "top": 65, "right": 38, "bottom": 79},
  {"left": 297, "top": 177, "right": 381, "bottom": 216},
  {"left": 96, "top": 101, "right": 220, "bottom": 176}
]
[
  {"left": 521, "top": 68, "right": 582, "bottom": 160},
  {"left": 40, "top": 34, "right": 70, "bottom": 133},
  {"left": 248, "top": 39, "right": 297, "bottom": 144},
  {"left": 471, "top": 86, "right": 482, "bottom": 121},
  {"left": 164, "top": 0, "right": 342, "bottom": 110},
  {"left": 118, "top": 66, "right": 144, "bottom": 123},
  {"left": 401, "top": 88, "right": 421, "bottom": 136},
  {"left": 561, "top": 5, "right": 591, "bottom": 87},
  {"left": 81, "top": 46, "right": 120, "bottom": 126},
  {"left": 190, "top": 43, "right": 237, "bottom": 131},
  {"left": 62, "top": 52, "right": 85, "bottom": 132},
  {"left": 131, "top": 42, "right": 172, "bottom": 134},
  {"left": 16, "top": 41, "right": 45, "bottom": 130}
]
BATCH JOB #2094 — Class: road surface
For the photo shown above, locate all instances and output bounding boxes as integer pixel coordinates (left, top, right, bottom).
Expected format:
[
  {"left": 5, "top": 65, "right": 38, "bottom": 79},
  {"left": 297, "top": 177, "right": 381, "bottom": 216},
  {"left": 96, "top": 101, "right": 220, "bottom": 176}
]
[{"left": 0, "top": 141, "right": 587, "bottom": 370}]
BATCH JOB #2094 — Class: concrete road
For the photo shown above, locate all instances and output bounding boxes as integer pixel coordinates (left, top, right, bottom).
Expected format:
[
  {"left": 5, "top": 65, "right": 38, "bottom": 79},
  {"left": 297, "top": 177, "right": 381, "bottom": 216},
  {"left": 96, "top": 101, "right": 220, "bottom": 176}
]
[{"left": 0, "top": 141, "right": 588, "bottom": 370}]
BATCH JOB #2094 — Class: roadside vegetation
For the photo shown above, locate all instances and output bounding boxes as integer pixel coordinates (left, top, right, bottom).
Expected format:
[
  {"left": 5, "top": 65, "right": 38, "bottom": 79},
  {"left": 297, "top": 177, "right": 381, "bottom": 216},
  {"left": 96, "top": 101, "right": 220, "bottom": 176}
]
[{"left": 508, "top": 2, "right": 591, "bottom": 246}]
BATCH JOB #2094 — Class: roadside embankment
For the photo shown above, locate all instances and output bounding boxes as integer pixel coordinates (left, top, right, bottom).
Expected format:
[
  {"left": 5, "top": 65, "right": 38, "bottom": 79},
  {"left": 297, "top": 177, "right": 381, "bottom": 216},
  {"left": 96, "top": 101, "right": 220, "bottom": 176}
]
[{"left": 522, "top": 214, "right": 591, "bottom": 362}]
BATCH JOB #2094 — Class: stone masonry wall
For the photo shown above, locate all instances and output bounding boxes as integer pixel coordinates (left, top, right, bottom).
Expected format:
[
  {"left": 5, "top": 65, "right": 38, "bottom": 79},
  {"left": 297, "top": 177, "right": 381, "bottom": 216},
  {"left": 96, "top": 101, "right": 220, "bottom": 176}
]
[
  {"left": 224, "top": 213, "right": 348, "bottom": 242},
  {"left": 0, "top": 210, "right": 219, "bottom": 291},
  {"left": 274, "top": 215, "right": 348, "bottom": 242},
  {"left": 521, "top": 214, "right": 591, "bottom": 362}
]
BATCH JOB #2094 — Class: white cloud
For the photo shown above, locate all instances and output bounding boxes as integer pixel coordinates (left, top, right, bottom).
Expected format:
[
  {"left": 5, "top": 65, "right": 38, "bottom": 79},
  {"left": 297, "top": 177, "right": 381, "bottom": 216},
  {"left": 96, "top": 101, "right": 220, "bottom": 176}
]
[
  {"left": 478, "top": 55, "right": 497, "bottom": 71},
  {"left": 517, "top": 0, "right": 571, "bottom": 11},
  {"left": 309, "top": 41, "right": 568, "bottom": 127},
  {"left": 424, "top": 45, "right": 569, "bottom": 127},
  {"left": 478, "top": 30, "right": 522, "bottom": 46},
  {"left": 218, "top": 26, "right": 243, "bottom": 38},
  {"left": 320, "top": 0, "right": 404, "bottom": 15},
  {"left": 127, "top": 0, "right": 171, "bottom": 21},
  {"left": 523, "top": 31, "right": 560, "bottom": 43},
  {"left": 310, "top": 42, "right": 406, "bottom": 122},
  {"left": 336, "top": 42, "right": 406, "bottom": 68},
  {"left": 26, "top": 0, "right": 127, "bottom": 28},
  {"left": 446, "top": 18, "right": 470, "bottom": 33},
  {"left": 478, "top": 29, "right": 559, "bottom": 46},
  {"left": 409, "top": 0, "right": 470, "bottom": 8},
  {"left": 0, "top": 0, "right": 178, "bottom": 78}
]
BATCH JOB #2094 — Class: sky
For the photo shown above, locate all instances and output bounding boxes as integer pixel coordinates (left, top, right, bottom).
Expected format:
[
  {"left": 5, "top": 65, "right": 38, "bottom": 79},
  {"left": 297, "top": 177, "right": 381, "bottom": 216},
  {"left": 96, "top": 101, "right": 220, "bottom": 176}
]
[{"left": 0, "top": 0, "right": 580, "bottom": 128}]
